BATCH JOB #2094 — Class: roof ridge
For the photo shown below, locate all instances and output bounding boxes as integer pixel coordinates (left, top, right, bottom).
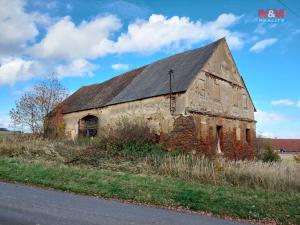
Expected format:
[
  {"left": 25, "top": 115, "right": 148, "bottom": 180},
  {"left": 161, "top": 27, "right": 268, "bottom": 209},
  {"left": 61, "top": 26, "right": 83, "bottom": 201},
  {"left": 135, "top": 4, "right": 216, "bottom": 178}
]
[
  {"left": 143, "top": 38, "right": 224, "bottom": 66},
  {"left": 78, "top": 39, "right": 224, "bottom": 90},
  {"left": 61, "top": 38, "right": 228, "bottom": 114},
  {"left": 108, "top": 39, "right": 221, "bottom": 105}
]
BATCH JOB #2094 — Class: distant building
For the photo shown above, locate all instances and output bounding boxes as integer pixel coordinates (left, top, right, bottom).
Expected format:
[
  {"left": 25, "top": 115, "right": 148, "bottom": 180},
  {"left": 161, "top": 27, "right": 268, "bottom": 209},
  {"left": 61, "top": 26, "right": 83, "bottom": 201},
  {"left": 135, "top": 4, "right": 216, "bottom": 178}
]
[
  {"left": 46, "top": 38, "right": 256, "bottom": 159},
  {"left": 270, "top": 139, "right": 300, "bottom": 153}
]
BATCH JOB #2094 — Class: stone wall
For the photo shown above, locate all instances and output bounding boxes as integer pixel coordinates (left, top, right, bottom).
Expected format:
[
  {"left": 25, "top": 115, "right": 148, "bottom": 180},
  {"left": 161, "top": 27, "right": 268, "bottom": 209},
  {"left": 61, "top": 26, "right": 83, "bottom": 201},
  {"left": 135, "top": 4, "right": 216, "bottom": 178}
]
[
  {"left": 47, "top": 39, "right": 256, "bottom": 159},
  {"left": 185, "top": 40, "right": 255, "bottom": 121},
  {"left": 62, "top": 93, "right": 186, "bottom": 140}
]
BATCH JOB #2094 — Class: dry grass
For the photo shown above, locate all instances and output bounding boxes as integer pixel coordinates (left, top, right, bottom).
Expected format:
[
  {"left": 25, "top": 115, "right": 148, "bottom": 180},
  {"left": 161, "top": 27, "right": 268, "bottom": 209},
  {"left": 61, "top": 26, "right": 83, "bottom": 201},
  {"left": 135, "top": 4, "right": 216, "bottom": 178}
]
[
  {"left": 1, "top": 134, "right": 300, "bottom": 193},
  {"left": 280, "top": 153, "right": 300, "bottom": 162},
  {"left": 149, "top": 155, "right": 300, "bottom": 192},
  {"left": 0, "top": 134, "right": 85, "bottom": 162}
]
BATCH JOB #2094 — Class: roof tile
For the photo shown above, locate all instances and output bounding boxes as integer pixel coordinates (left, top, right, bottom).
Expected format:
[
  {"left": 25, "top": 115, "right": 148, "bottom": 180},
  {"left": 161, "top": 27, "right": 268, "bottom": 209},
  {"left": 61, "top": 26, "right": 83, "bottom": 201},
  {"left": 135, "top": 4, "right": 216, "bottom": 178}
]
[{"left": 61, "top": 39, "right": 222, "bottom": 114}]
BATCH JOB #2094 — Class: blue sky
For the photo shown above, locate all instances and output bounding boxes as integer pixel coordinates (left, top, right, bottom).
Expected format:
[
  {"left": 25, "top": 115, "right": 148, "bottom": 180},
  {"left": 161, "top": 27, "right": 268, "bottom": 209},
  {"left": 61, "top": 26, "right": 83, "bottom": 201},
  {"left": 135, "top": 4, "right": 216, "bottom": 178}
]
[{"left": 0, "top": 0, "right": 299, "bottom": 138}]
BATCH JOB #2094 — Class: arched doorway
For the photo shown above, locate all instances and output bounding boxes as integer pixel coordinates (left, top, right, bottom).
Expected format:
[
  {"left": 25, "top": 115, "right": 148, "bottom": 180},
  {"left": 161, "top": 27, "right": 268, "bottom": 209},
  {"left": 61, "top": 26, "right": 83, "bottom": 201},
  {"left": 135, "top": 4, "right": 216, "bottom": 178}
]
[{"left": 78, "top": 115, "right": 98, "bottom": 137}]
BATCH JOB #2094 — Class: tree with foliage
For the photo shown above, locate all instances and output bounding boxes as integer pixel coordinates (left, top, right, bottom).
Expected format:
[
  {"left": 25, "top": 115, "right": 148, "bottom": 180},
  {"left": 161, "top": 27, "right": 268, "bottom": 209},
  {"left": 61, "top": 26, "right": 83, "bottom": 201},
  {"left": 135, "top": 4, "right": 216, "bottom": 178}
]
[
  {"left": 9, "top": 74, "right": 68, "bottom": 134},
  {"left": 261, "top": 141, "right": 280, "bottom": 163}
]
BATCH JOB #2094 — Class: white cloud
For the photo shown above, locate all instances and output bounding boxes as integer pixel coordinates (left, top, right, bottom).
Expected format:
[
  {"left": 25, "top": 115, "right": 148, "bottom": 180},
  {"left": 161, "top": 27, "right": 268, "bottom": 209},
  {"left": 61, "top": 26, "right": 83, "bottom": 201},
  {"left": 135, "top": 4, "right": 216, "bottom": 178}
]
[
  {"left": 254, "top": 24, "right": 266, "bottom": 34},
  {"left": 0, "top": 0, "right": 54, "bottom": 85},
  {"left": 55, "top": 59, "right": 99, "bottom": 78},
  {"left": 30, "top": 15, "right": 121, "bottom": 60},
  {"left": 112, "top": 63, "right": 129, "bottom": 70},
  {"left": 0, "top": 57, "right": 98, "bottom": 85},
  {"left": 114, "top": 14, "right": 243, "bottom": 54},
  {"left": 271, "top": 99, "right": 294, "bottom": 106},
  {"left": 297, "top": 101, "right": 300, "bottom": 107},
  {"left": 254, "top": 110, "right": 285, "bottom": 124},
  {"left": 0, "top": 116, "right": 25, "bottom": 131},
  {"left": 250, "top": 38, "right": 277, "bottom": 53},
  {"left": 0, "top": 0, "right": 46, "bottom": 56},
  {"left": 0, "top": 8, "right": 245, "bottom": 85},
  {"left": 12, "top": 85, "right": 34, "bottom": 96},
  {"left": 0, "top": 57, "right": 42, "bottom": 85},
  {"left": 0, "top": 116, "right": 11, "bottom": 129},
  {"left": 31, "top": 13, "right": 244, "bottom": 60},
  {"left": 257, "top": 132, "right": 274, "bottom": 138}
]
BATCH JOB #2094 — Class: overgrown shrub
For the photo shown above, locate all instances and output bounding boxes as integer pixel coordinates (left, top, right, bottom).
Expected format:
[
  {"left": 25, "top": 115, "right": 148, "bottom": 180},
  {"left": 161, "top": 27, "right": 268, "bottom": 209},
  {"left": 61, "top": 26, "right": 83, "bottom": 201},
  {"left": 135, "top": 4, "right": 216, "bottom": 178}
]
[
  {"left": 67, "top": 118, "right": 165, "bottom": 165},
  {"left": 109, "top": 117, "right": 157, "bottom": 144},
  {"left": 261, "top": 142, "right": 280, "bottom": 162}
]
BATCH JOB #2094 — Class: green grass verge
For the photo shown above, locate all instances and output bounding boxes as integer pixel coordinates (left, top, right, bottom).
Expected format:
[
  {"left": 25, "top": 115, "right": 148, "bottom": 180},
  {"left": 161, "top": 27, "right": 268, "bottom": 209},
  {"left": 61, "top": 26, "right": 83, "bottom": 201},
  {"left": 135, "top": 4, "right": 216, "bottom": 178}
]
[{"left": 0, "top": 158, "right": 299, "bottom": 224}]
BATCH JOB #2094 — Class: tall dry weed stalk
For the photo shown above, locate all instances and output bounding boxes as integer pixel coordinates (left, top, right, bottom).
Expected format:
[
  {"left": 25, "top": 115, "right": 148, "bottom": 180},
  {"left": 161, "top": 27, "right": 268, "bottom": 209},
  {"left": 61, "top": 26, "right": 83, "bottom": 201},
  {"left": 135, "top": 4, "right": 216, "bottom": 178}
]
[
  {"left": 1, "top": 134, "right": 299, "bottom": 192},
  {"left": 148, "top": 154, "right": 300, "bottom": 192}
]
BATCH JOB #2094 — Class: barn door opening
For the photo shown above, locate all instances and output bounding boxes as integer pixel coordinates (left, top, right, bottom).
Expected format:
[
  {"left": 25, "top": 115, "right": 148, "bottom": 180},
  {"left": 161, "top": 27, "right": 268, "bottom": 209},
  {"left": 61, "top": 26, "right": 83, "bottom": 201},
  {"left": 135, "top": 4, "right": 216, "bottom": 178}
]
[
  {"left": 78, "top": 115, "right": 98, "bottom": 137},
  {"left": 216, "top": 126, "right": 222, "bottom": 154}
]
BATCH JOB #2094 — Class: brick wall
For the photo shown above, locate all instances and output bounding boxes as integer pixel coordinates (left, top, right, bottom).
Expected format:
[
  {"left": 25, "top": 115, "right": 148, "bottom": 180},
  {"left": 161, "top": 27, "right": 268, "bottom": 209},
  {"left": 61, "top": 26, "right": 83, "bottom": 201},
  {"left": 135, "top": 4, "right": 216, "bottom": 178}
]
[
  {"left": 162, "top": 114, "right": 256, "bottom": 160},
  {"left": 44, "top": 104, "right": 65, "bottom": 138}
]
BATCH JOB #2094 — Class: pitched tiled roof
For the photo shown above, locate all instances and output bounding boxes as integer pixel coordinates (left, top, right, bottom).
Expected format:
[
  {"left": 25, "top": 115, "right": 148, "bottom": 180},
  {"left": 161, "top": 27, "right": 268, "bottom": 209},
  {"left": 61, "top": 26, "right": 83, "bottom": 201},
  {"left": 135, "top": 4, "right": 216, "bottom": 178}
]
[
  {"left": 109, "top": 40, "right": 219, "bottom": 105},
  {"left": 271, "top": 139, "right": 300, "bottom": 152},
  {"left": 61, "top": 39, "right": 222, "bottom": 114},
  {"left": 61, "top": 67, "right": 145, "bottom": 114}
]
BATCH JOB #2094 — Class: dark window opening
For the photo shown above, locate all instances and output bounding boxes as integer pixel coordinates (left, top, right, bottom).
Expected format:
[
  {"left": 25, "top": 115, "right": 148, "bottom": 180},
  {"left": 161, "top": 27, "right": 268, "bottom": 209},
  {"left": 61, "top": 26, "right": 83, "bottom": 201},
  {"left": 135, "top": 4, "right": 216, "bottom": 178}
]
[
  {"left": 246, "top": 129, "right": 251, "bottom": 144},
  {"left": 216, "top": 126, "right": 222, "bottom": 153},
  {"left": 79, "top": 115, "right": 98, "bottom": 137}
]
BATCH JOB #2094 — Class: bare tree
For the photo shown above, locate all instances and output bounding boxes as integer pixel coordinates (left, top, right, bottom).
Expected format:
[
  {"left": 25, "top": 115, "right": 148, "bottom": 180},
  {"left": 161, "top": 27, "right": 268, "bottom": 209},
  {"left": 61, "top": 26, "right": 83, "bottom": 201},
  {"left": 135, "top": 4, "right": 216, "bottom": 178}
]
[{"left": 9, "top": 74, "right": 68, "bottom": 134}]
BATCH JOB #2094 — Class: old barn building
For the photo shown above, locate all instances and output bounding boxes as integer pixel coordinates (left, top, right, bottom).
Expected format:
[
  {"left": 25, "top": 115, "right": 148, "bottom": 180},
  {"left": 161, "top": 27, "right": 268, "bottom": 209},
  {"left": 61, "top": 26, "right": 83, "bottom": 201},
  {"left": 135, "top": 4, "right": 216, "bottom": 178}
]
[{"left": 47, "top": 38, "right": 256, "bottom": 159}]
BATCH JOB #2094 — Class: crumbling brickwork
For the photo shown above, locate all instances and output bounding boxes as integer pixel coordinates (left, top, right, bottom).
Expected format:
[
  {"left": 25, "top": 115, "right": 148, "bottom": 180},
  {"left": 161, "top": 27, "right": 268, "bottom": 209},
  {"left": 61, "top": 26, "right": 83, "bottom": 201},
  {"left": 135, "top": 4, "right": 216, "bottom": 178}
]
[
  {"left": 161, "top": 115, "right": 213, "bottom": 156},
  {"left": 44, "top": 104, "right": 65, "bottom": 138},
  {"left": 162, "top": 114, "right": 255, "bottom": 160}
]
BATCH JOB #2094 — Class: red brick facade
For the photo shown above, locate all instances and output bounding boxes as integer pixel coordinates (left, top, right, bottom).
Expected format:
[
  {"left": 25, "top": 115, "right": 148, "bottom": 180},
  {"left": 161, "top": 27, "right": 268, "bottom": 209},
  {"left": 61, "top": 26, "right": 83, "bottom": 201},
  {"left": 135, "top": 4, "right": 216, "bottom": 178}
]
[
  {"left": 44, "top": 104, "right": 65, "bottom": 138},
  {"left": 162, "top": 115, "right": 256, "bottom": 160}
]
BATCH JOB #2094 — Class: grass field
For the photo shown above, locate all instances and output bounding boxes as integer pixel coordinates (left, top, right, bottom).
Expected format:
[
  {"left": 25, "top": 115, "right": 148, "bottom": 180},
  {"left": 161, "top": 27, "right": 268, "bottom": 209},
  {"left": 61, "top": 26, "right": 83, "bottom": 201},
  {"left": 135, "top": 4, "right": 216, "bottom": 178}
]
[
  {"left": 0, "top": 158, "right": 299, "bottom": 225},
  {"left": 0, "top": 134, "right": 300, "bottom": 224},
  {"left": 0, "top": 130, "right": 11, "bottom": 135}
]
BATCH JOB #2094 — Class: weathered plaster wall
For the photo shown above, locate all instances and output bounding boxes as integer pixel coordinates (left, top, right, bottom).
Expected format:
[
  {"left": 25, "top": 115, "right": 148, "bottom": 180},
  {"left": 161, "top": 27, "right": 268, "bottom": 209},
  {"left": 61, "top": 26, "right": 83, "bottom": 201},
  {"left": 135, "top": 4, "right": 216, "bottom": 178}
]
[
  {"left": 185, "top": 40, "right": 254, "bottom": 120},
  {"left": 63, "top": 93, "right": 186, "bottom": 140}
]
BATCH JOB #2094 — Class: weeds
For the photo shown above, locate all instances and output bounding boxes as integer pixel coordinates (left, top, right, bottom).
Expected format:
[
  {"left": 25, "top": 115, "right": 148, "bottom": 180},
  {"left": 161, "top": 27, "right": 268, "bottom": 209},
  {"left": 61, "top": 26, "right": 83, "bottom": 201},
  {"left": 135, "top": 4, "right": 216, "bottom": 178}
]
[
  {"left": 1, "top": 158, "right": 299, "bottom": 225},
  {"left": 1, "top": 134, "right": 299, "bottom": 193},
  {"left": 148, "top": 154, "right": 300, "bottom": 192},
  {"left": 260, "top": 141, "right": 280, "bottom": 163}
]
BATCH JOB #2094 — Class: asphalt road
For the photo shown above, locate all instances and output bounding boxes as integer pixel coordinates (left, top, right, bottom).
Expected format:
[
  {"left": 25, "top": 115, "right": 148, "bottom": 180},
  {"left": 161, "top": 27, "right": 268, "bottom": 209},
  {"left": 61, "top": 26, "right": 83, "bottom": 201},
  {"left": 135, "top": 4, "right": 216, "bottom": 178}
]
[{"left": 0, "top": 182, "right": 251, "bottom": 225}]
